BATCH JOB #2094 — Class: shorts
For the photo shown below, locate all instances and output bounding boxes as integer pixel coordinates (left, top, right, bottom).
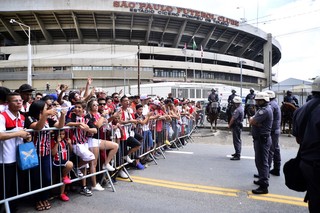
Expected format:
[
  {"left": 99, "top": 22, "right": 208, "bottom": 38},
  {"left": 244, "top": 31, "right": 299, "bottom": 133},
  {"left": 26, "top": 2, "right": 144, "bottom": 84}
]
[
  {"left": 72, "top": 143, "right": 95, "bottom": 162},
  {"left": 88, "top": 138, "right": 100, "bottom": 148},
  {"left": 126, "top": 136, "right": 141, "bottom": 148}
]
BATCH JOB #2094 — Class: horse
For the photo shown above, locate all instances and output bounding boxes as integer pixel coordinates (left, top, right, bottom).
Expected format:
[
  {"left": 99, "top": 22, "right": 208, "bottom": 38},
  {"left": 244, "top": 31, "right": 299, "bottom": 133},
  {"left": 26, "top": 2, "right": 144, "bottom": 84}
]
[
  {"left": 245, "top": 100, "right": 256, "bottom": 134},
  {"left": 206, "top": 102, "right": 220, "bottom": 132},
  {"left": 280, "top": 102, "right": 298, "bottom": 136}
]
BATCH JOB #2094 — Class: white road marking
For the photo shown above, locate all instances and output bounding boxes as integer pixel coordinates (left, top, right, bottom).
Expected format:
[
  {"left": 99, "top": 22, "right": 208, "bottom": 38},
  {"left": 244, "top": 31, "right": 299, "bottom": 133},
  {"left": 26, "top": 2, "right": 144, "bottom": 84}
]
[
  {"left": 227, "top": 155, "right": 255, "bottom": 160},
  {"left": 166, "top": 151, "right": 194, "bottom": 155}
]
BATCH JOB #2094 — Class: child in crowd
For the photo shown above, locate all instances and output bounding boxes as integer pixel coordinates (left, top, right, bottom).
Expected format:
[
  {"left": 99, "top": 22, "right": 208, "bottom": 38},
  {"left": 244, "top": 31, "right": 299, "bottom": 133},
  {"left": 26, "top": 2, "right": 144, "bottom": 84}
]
[
  {"left": 66, "top": 101, "right": 96, "bottom": 196},
  {"left": 51, "top": 129, "right": 73, "bottom": 201}
]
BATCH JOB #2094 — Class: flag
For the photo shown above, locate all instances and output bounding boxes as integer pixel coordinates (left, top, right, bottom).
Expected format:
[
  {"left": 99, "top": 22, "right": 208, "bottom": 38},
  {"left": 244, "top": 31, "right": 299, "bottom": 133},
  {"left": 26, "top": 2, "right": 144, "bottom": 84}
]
[
  {"left": 182, "top": 43, "right": 187, "bottom": 55},
  {"left": 201, "top": 45, "right": 204, "bottom": 58},
  {"left": 192, "top": 37, "right": 197, "bottom": 50}
]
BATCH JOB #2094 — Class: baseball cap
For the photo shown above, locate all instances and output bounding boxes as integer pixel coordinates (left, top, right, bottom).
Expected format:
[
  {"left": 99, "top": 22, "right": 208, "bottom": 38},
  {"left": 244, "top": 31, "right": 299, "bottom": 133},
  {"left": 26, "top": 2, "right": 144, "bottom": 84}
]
[
  {"left": 152, "top": 100, "right": 161, "bottom": 106},
  {"left": 140, "top": 94, "right": 151, "bottom": 100},
  {"left": 18, "top": 84, "right": 35, "bottom": 93}
]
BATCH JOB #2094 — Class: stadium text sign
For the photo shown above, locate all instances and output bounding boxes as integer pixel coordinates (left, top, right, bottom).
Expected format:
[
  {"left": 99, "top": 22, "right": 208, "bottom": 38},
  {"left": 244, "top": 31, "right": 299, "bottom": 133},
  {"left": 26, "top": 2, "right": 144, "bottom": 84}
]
[{"left": 113, "top": 1, "right": 239, "bottom": 27}]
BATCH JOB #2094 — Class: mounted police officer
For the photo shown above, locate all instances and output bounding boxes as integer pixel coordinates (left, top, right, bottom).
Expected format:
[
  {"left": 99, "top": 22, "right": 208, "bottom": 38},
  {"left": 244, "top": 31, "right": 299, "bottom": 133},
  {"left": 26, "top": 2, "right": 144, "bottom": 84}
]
[
  {"left": 244, "top": 88, "right": 255, "bottom": 118},
  {"left": 226, "top": 89, "right": 237, "bottom": 123},
  {"left": 206, "top": 88, "right": 220, "bottom": 115},
  {"left": 228, "top": 96, "right": 244, "bottom": 160},
  {"left": 249, "top": 92, "right": 273, "bottom": 194},
  {"left": 266, "top": 90, "right": 281, "bottom": 176},
  {"left": 283, "top": 90, "right": 299, "bottom": 107},
  {"left": 292, "top": 76, "right": 320, "bottom": 212}
]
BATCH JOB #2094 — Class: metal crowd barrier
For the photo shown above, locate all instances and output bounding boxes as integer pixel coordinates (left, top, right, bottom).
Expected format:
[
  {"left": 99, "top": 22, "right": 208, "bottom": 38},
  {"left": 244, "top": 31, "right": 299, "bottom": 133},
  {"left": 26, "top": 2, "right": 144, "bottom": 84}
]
[{"left": 1, "top": 115, "right": 197, "bottom": 213}]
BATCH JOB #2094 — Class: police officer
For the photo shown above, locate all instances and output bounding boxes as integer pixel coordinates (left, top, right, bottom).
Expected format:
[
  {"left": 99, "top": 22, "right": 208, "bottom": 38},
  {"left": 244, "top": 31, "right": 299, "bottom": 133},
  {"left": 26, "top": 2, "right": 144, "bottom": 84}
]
[
  {"left": 284, "top": 90, "right": 299, "bottom": 107},
  {"left": 228, "top": 89, "right": 237, "bottom": 104},
  {"left": 206, "top": 88, "right": 219, "bottom": 114},
  {"left": 227, "top": 89, "right": 237, "bottom": 123},
  {"left": 266, "top": 90, "right": 281, "bottom": 176},
  {"left": 244, "top": 88, "right": 255, "bottom": 118},
  {"left": 249, "top": 92, "right": 273, "bottom": 194},
  {"left": 228, "top": 96, "right": 244, "bottom": 160},
  {"left": 292, "top": 76, "right": 320, "bottom": 212}
]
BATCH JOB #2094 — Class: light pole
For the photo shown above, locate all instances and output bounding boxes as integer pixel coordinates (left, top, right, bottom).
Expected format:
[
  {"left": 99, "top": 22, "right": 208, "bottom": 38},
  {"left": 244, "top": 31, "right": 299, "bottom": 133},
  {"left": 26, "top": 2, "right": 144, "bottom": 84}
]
[
  {"left": 10, "top": 19, "right": 32, "bottom": 86},
  {"left": 236, "top": 7, "right": 247, "bottom": 23},
  {"left": 239, "top": 60, "right": 246, "bottom": 98}
]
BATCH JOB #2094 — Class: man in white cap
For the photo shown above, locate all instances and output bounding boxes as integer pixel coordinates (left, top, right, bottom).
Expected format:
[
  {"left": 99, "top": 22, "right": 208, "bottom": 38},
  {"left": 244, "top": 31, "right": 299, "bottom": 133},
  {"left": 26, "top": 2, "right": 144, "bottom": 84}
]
[
  {"left": 228, "top": 96, "right": 244, "bottom": 160},
  {"left": 249, "top": 92, "right": 273, "bottom": 194},
  {"left": 265, "top": 90, "right": 281, "bottom": 176}
]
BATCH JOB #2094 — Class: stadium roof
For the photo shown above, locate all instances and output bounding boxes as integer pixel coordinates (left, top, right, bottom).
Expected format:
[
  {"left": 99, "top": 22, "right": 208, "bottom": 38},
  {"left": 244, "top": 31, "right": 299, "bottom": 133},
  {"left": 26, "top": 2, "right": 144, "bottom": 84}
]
[{"left": 0, "top": 0, "right": 281, "bottom": 65}]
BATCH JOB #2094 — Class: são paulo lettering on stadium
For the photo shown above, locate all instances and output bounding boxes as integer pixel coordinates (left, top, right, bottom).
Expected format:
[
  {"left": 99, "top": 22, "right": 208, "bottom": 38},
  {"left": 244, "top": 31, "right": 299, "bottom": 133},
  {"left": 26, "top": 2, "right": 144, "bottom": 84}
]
[{"left": 113, "top": 1, "right": 240, "bottom": 27}]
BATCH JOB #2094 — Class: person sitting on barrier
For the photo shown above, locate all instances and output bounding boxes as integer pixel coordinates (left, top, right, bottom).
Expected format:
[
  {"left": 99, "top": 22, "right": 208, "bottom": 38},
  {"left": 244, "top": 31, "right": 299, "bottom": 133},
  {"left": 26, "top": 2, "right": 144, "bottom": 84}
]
[
  {"left": 51, "top": 129, "right": 73, "bottom": 202},
  {"left": 118, "top": 96, "right": 142, "bottom": 168},
  {"left": 66, "top": 101, "right": 96, "bottom": 197},
  {"left": 0, "top": 92, "right": 32, "bottom": 213},
  {"left": 85, "top": 99, "right": 119, "bottom": 191},
  {"left": 244, "top": 88, "right": 255, "bottom": 118},
  {"left": 283, "top": 90, "right": 299, "bottom": 107},
  {"left": 206, "top": 88, "right": 220, "bottom": 115},
  {"left": 25, "top": 99, "right": 66, "bottom": 211}
]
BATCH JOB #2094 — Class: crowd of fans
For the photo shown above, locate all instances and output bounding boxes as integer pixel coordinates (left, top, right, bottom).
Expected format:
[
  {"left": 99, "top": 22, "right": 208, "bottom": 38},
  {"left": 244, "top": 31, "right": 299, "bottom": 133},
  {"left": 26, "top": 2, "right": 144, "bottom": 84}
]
[{"left": 0, "top": 78, "right": 200, "bottom": 212}]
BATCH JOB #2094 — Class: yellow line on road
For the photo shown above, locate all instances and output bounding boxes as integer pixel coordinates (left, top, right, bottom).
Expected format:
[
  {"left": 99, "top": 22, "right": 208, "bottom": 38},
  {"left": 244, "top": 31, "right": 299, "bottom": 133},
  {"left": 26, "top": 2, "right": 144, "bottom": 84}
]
[
  {"left": 118, "top": 176, "right": 307, "bottom": 207},
  {"left": 125, "top": 176, "right": 238, "bottom": 197},
  {"left": 248, "top": 192, "right": 307, "bottom": 207}
]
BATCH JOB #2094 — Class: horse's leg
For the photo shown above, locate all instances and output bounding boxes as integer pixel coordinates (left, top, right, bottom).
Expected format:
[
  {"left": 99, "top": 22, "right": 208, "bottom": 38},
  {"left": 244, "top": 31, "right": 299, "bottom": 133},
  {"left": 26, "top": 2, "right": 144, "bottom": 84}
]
[
  {"left": 214, "top": 118, "right": 217, "bottom": 132},
  {"left": 288, "top": 121, "right": 292, "bottom": 137}
]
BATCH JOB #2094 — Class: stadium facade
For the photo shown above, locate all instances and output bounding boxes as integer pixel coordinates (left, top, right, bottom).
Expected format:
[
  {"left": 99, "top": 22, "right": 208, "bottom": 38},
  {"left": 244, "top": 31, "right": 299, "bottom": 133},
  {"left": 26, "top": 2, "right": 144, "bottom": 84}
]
[{"left": 0, "top": 0, "right": 281, "bottom": 94}]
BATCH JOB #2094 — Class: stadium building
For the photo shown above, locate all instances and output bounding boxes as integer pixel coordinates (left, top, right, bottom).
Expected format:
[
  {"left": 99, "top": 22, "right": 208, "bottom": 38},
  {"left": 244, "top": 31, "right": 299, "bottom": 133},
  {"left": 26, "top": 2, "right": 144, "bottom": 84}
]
[{"left": 0, "top": 0, "right": 281, "bottom": 95}]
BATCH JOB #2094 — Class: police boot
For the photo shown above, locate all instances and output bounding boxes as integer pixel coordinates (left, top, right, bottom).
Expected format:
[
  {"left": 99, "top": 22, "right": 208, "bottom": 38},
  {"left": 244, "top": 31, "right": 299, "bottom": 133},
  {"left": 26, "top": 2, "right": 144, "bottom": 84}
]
[
  {"left": 252, "top": 186, "right": 268, "bottom": 194},
  {"left": 269, "top": 169, "right": 280, "bottom": 176}
]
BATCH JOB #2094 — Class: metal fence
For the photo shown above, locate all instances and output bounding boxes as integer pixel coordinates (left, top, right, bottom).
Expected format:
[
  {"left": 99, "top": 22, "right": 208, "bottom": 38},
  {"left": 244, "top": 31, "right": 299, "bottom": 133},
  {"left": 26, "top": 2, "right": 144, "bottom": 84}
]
[{"left": 1, "top": 117, "right": 196, "bottom": 213}]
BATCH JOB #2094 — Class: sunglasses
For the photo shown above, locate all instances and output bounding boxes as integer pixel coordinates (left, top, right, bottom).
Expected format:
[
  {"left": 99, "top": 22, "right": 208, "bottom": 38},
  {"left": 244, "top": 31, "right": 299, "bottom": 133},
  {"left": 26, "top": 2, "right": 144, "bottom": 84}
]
[{"left": 99, "top": 103, "right": 106, "bottom": 106}]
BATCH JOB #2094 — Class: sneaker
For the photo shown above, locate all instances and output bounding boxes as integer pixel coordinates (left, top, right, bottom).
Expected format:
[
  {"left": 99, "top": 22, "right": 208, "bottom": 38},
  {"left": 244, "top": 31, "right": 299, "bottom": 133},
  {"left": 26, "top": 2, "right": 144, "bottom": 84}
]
[
  {"left": 164, "top": 140, "right": 171, "bottom": 146},
  {"left": 123, "top": 155, "right": 134, "bottom": 163},
  {"left": 91, "top": 183, "right": 105, "bottom": 191},
  {"left": 76, "top": 169, "right": 84, "bottom": 177},
  {"left": 60, "top": 193, "right": 69, "bottom": 201},
  {"left": 103, "top": 163, "right": 115, "bottom": 172},
  {"left": 136, "top": 162, "right": 145, "bottom": 170},
  {"left": 118, "top": 169, "right": 129, "bottom": 179},
  {"left": 80, "top": 186, "right": 93, "bottom": 196},
  {"left": 62, "top": 176, "right": 72, "bottom": 184}
]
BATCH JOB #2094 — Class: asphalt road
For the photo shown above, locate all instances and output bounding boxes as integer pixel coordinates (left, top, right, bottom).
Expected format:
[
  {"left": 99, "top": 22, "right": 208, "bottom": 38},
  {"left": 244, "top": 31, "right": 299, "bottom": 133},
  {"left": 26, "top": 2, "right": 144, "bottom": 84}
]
[{"left": 18, "top": 127, "right": 307, "bottom": 213}]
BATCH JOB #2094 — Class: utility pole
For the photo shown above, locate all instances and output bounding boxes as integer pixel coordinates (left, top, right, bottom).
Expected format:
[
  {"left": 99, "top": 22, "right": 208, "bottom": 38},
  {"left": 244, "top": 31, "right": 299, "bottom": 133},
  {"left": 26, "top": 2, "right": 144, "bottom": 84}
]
[{"left": 137, "top": 44, "right": 141, "bottom": 96}]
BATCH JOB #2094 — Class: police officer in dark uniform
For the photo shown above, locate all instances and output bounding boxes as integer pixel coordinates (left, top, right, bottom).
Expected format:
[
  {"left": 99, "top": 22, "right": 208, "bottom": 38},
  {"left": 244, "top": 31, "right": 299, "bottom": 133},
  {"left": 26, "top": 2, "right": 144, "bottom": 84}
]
[
  {"left": 249, "top": 92, "right": 273, "bottom": 194},
  {"left": 284, "top": 90, "right": 299, "bottom": 107},
  {"left": 244, "top": 88, "right": 255, "bottom": 118},
  {"left": 292, "top": 76, "right": 320, "bottom": 212},
  {"left": 227, "top": 89, "right": 237, "bottom": 123},
  {"left": 206, "top": 88, "right": 219, "bottom": 115},
  {"left": 266, "top": 90, "right": 281, "bottom": 176},
  {"left": 228, "top": 96, "right": 244, "bottom": 160}
]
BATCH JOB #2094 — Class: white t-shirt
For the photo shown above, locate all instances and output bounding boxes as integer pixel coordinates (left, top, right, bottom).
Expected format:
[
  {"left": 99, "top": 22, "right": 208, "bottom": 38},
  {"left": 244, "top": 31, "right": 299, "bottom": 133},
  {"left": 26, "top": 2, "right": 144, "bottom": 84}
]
[{"left": 0, "top": 110, "right": 24, "bottom": 164}]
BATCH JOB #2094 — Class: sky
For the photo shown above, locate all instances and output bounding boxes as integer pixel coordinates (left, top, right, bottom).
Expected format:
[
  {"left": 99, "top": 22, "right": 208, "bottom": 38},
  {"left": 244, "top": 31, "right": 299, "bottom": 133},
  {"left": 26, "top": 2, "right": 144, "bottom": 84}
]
[{"left": 136, "top": 0, "right": 320, "bottom": 82}]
